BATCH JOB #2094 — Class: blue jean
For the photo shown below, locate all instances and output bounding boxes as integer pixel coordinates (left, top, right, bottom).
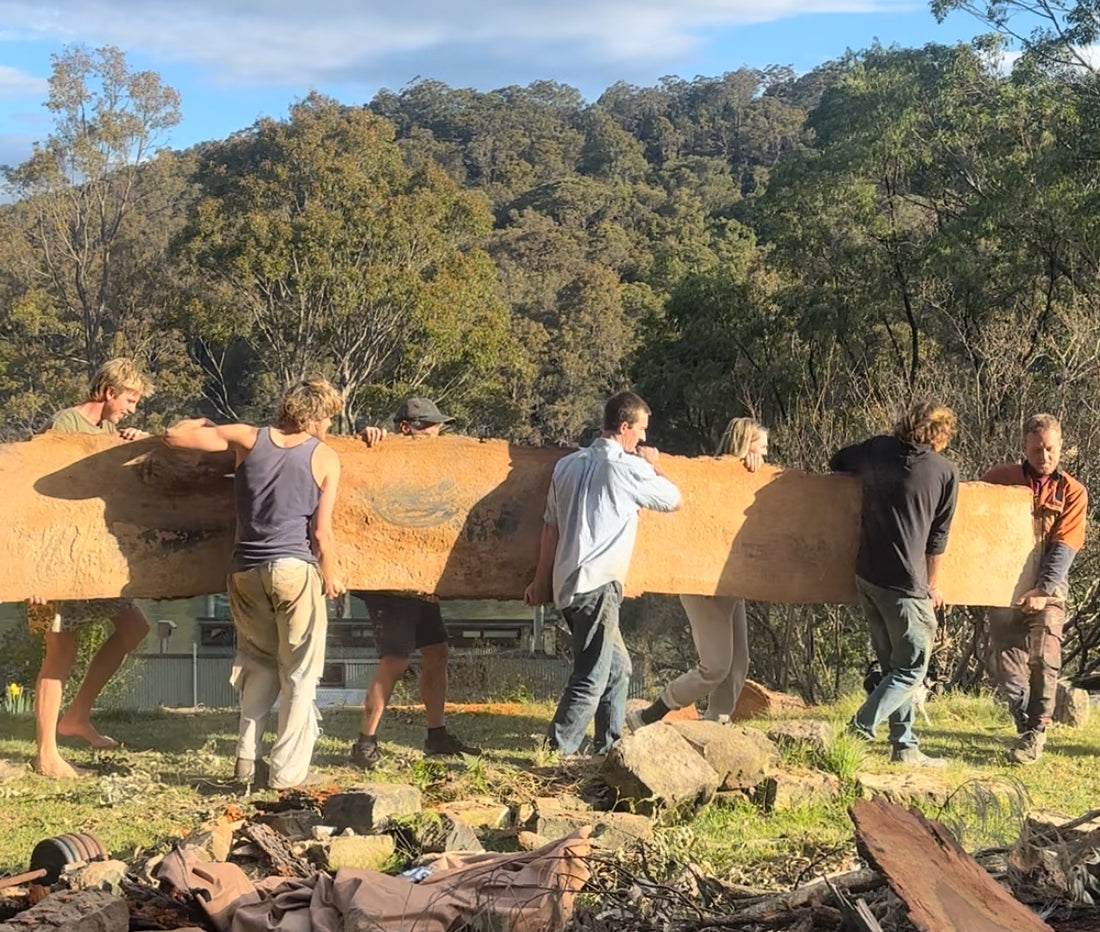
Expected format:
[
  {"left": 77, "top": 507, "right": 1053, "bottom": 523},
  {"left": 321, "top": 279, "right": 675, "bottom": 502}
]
[
  {"left": 851, "top": 576, "right": 936, "bottom": 750},
  {"left": 547, "top": 582, "right": 630, "bottom": 755}
]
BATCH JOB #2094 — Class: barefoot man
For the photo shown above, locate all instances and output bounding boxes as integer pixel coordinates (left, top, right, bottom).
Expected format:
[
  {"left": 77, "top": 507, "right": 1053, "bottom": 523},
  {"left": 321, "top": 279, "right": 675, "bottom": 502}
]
[{"left": 27, "top": 358, "right": 153, "bottom": 777}]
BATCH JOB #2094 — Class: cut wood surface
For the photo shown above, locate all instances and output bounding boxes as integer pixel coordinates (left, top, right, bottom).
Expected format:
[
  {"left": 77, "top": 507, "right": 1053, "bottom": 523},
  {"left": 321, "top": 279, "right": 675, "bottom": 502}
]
[
  {"left": 849, "top": 797, "right": 1054, "bottom": 932},
  {"left": 0, "top": 433, "right": 1038, "bottom": 603}
]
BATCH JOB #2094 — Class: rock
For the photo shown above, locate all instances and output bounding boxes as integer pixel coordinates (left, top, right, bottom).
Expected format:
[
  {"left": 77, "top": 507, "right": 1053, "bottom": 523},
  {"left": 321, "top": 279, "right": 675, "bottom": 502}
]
[
  {"left": 0, "top": 888, "right": 128, "bottom": 931},
  {"left": 748, "top": 768, "right": 843, "bottom": 812},
  {"left": 594, "top": 813, "right": 654, "bottom": 850},
  {"left": 857, "top": 772, "right": 952, "bottom": 806},
  {"left": 533, "top": 811, "right": 654, "bottom": 851},
  {"left": 601, "top": 723, "right": 719, "bottom": 814},
  {"left": 731, "top": 680, "right": 806, "bottom": 722},
  {"left": 323, "top": 783, "right": 421, "bottom": 834},
  {"left": 180, "top": 817, "right": 239, "bottom": 862},
  {"left": 257, "top": 808, "right": 323, "bottom": 840},
  {"left": 66, "top": 860, "right": 128, "bottom": 896},
  {"left": 765, "top": 720, "right": 833, "bottom": 755},
  {"left": 327, "top": 834, "right": 396, "bottom": 872},
  {"left": 516, "top": 830, "right": 546, "bottom": 851},
  {"left": 1054, "top": 683, "right": 1091, "bottom": 727},
  {"left": 668, "top": 721, "right": 780, "bottom": 790},
  {"left": 437, "top": 799, "right": 513, "bottom": 830},
  {"left": 409, "top": 813, "right": 485, "bottom": 854},
  {"left": 440, "top": 816, "right": 483, "bottom": 853},
  {"left": 532, "top": 795, "right": 593, "bottom": 815}
]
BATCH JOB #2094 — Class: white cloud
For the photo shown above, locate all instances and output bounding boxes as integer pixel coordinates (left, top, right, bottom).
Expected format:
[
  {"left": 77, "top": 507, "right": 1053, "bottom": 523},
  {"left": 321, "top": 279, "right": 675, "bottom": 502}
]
[
  {"left": 0, "top": 65, "right": 47, "bottom": 98},
  {"left": 0, "top": 0, "right": 918, "bottom": 90}
]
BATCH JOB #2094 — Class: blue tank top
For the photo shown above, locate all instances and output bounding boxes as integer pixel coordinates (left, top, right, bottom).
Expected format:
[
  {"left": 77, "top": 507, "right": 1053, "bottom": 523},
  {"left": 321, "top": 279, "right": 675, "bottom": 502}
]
[{"left": 233, "top": 427, "right": 322, "bottom": 570}]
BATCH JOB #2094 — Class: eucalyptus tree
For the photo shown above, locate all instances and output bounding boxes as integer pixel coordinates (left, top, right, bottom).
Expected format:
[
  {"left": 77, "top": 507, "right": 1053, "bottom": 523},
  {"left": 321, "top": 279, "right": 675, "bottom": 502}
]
[
  {"left": 176, "top": 93, "right": 511, "bottom": 431},
  {"left": 2, "top": 45, "right": 182, "bottom": 384}
]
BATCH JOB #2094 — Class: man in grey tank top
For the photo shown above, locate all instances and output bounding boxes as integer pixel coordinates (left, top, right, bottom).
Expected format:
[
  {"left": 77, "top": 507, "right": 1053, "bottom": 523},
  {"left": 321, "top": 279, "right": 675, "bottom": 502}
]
[{"left": 166, "top": 379, "right": 344, "bottom": 789}]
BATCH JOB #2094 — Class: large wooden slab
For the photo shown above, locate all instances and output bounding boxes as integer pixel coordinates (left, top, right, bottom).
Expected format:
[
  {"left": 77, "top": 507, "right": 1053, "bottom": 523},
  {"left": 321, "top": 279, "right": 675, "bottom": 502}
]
[
  {"left": 0, "top": 433, "right": 1037, "bottom": 604},
  {"left": 850, "top": 797, "right": 1053, "bottom": 932}
]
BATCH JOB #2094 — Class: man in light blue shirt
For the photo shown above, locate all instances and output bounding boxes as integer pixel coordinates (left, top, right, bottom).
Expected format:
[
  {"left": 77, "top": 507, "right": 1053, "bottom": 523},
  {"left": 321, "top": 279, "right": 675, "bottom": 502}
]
[{"left": 525, "top": 391, "right": 681, "bottom": 755}]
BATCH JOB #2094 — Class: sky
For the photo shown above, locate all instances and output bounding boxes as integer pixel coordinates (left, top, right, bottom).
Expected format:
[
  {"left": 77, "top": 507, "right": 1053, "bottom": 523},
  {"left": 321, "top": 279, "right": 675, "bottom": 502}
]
[{"left": 0, "top": 1, "right": 989, "bottom": 171}]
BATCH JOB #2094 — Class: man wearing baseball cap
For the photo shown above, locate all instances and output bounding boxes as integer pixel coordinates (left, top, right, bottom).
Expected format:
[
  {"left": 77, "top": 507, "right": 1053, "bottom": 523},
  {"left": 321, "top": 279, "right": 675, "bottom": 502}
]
[
  {"left": 349, "top": 398, "right": 479, "bottom": 768},
  {"left": 391, "top": 397, "right": 454, "bottom": 432}
]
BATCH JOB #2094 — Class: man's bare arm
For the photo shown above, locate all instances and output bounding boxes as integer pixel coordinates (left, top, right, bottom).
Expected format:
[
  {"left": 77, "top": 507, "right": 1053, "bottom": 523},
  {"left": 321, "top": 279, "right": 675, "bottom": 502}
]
[
  {"left": 164, "top": 419, "right": 258, "bottom": 457},
  {"left": 311, "top": 444, "right": 345, "bottom": 599},
  {"left": 523, "top": 522, "right": 559, "bottom": 606}
]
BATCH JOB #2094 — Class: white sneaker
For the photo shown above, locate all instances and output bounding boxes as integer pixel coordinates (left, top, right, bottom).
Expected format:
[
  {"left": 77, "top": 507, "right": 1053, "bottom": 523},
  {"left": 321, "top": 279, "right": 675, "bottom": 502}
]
[{"left": 624, "top": 709, "right": 645, "bottom": 734}]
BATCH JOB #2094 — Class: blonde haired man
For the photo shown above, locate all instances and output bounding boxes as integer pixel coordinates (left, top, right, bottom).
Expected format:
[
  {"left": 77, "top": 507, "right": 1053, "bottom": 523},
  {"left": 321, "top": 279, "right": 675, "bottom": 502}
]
[
  {"left": 830, "top": 402, "right": 959, "bottom": 767},
  {"left": 27, "top": 357, "right": 154, "bottom": 778},
  {"left": 50, "top": 357, "right": 153, "bottom": 440},
  {"left": 165, "top": 379, "right": 344, "bottom": 789}
]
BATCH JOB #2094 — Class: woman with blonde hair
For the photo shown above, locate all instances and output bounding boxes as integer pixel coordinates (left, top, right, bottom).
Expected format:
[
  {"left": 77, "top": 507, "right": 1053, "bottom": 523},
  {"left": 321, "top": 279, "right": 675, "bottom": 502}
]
[{"left": 628, "top": 417, "right": 768, "bottom": 729}]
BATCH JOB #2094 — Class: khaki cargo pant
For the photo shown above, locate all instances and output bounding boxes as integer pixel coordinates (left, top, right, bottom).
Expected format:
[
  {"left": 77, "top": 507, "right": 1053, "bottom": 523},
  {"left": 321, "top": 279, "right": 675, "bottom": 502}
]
[
  {"left": 228, "top": 559, "right": 327, "bottom": 788},
  {"left": 986, "top": 603, "right": 1065, "bottom": 733}
]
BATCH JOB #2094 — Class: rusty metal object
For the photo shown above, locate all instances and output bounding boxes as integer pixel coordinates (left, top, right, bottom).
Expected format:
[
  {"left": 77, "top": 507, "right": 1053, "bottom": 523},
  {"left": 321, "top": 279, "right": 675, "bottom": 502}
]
[
  {"left": 0, "top": 832, "right": 108, "bottom": 887},
  {"left": 0, "top": 433, "right": 1038, "bottom": 606}
]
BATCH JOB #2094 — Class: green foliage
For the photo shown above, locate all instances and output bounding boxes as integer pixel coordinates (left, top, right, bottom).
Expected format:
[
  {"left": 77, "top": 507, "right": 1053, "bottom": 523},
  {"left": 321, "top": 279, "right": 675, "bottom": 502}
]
[
  {"left": 461, "top": 753, "right": 490, "bottom": 795},
  {"left": 935, "top": 777, "right": 1032, "bottom": 850},
  {"left": 0, "top": 45, "right": 188, "bottom": 435},
  {"left": 815, "top": 731, "right": 868, "bottom": 788},
  {"left": 0, "top": 683, "right": 32, "bottom": 715},
  {"left": 175, "top": 93, "right": 514, "bottom": 432},
  {"left": 0, "top": 619, "right": 138, "bottom": 707},
  {"left": 408, "top": 756, "right": 448, "bottom": 790}
]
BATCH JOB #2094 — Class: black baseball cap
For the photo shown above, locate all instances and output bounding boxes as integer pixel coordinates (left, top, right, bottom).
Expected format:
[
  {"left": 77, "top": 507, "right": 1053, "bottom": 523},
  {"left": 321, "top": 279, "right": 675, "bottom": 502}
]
[{"left": 393, "top": 397, "right": 454, "bottom": 425}]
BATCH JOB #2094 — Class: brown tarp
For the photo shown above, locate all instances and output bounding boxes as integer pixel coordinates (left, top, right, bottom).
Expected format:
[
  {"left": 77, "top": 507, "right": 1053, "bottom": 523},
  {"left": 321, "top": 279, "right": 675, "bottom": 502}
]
[
  {"left": 155, "top": 828, "right": 594, "bottom": 932},
  {"left": 0, "top": 433, "right": 1037, "bottom": 605}
]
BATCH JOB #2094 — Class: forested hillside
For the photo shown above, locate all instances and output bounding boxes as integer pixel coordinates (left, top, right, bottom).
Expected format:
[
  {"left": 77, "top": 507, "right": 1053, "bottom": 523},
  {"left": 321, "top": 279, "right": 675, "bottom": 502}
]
[{"left": 4, "top": 0, "right": 1100, "bottom": 699}]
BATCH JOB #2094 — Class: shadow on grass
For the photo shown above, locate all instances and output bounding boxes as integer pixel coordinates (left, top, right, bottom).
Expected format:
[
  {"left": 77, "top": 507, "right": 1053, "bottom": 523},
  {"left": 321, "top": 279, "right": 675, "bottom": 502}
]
[{"left": 314, "top": 707, "right": 552, "bottom": 767}]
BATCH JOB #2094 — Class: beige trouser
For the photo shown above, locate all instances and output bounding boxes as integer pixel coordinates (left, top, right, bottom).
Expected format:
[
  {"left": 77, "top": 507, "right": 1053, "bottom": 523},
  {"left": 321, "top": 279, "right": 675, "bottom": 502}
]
[
  {"left": 661, "top": 594, "right": 749, "bottom": 720},
  {"left": 228, "top": 559, "right": 327, "bottom": 788}
]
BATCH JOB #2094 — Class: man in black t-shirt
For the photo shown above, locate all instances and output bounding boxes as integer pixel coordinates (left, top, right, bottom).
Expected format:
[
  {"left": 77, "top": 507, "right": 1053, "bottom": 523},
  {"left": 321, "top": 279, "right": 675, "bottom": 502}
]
[
  {"left": 830, "top": 402, "right": 959, "bottom": 767},
  {"left": 348, "top": 399, "right": 480, "bottom": 769}
]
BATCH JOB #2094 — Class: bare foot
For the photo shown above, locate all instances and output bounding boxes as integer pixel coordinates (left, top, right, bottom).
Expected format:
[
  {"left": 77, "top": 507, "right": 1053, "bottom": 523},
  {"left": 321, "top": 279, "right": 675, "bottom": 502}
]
[
  {"left": 34, "top": 754, "right": 88, "bottom": 779},
  {"left": 57, "top": 717, "right": 119, "bottom": 750}
]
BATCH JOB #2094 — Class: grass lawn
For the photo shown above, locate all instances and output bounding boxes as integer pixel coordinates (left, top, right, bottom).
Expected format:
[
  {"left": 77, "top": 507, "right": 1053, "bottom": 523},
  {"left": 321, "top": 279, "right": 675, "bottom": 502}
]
[{"left": 0, "top": 691, "right": 1096, "bottom": 887}]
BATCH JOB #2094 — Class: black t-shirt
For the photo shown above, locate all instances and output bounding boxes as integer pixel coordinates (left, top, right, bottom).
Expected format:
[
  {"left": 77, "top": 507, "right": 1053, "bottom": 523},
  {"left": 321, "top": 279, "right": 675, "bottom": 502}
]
[{"left": 830, "top": 435, "right": 958, "bottom": 597}]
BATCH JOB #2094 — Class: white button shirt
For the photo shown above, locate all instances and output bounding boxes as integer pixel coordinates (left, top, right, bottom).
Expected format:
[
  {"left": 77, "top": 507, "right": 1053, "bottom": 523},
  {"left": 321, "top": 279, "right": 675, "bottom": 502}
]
[{"left": 545, "top": 437, "right": 681, "bottom": 608}]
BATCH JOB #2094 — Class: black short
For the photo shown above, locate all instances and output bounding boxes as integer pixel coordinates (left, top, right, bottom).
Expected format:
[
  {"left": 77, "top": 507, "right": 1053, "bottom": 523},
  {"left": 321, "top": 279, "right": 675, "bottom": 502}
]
[{"left": 352, "top": 592, "right": 448, "bottom": 657}]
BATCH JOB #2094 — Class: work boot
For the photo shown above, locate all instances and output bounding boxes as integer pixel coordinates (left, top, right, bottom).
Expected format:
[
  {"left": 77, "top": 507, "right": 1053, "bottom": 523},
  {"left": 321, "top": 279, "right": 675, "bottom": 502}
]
[
  {"left": 424, "top": 729, "right": 481, "bottom": 757},
  {"left": 350, "top": 736, "right": 381, "bottom": 770},
  {"left": 890, "top": 747, "right": 948, "bottom": 768},
  {"left": 235, "top": 757, "right": 270, "bottom": 789},
  {"left": 845, "top": 718, "right": 874, "bottom": 742},
  {"left": 1010, "top": 729, "right": 1046, "bottom": 765}
]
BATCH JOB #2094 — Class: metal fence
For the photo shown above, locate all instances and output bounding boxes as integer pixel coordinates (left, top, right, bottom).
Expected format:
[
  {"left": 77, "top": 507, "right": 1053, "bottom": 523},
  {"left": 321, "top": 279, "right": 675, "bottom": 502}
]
[{"left": 106, "top": 648, "right": 654, "bottom": 710}]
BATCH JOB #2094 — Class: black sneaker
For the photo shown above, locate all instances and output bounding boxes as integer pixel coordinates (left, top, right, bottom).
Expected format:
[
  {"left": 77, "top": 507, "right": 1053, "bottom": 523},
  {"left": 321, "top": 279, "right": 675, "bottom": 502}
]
[
  {"left": 350, "top": 737, "right": 381, "bottom": 770},
  {"left": 424, "top": 730, "right": 481, "bottom": 757}
]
